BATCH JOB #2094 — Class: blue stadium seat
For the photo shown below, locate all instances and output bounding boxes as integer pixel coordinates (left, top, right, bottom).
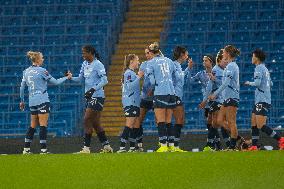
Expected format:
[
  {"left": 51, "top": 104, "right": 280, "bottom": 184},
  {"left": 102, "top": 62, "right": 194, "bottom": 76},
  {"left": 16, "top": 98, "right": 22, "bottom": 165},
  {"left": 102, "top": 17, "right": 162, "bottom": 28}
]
[{"left": 162, "top": 0, "right": 284, "bottom": 131}]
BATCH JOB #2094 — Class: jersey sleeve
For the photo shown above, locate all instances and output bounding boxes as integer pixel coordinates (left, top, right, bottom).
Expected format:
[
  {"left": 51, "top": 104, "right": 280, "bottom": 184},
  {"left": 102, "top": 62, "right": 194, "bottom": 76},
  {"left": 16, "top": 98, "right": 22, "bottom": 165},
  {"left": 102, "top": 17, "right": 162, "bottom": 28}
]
[
  {"left": 40, "top": 68, "right": 52, "bottom": 81},
  {"left": 124, "top": 71, "right": 140, "bottom": 88},
  {"left": 72, "top": 63, "right": 84, "bottom": 82},
  {"left": 139, "top": 62, "right": 146, "bottom": 72},
  {"left": 247, "top": 66, "right": 262, "bottom": 87},
  {"left": 225, "top": 64, "right": 234, "bottom": 79},
  {"left": 97, "top": 62, "right": 107, "bottom": 77},
  {"left": 146, "top": 62, "right": 155, "bottom": 86},
  {"left": 20, "top": 71, "right": 26, "bottom": 102},
  {"left": 93, "top": 62, "right": 108, "bottom": 90}
]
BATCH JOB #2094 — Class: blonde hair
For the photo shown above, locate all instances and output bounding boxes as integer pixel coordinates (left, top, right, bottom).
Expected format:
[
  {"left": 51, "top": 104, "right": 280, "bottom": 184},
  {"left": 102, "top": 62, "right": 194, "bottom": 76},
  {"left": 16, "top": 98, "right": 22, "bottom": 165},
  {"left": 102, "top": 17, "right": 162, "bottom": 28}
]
[
  {"left": 224, "top": 45, "right": 240, "bottom": 58},
  {"left": 148, "top": 42, "right": 164, "bottom": 56},
  {"left": 26, "top": 51, "right": 41, "bottom": 63},
  {"left": 216, "top": 49, "right": 224, "bottom": 64},
  {"left": 122, "top": 54, "right": 137, "bottom": 83}
]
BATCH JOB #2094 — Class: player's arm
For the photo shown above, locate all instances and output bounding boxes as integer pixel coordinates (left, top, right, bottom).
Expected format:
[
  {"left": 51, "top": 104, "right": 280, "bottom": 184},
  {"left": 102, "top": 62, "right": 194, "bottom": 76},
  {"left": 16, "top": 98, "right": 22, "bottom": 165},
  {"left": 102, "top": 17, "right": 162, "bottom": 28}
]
[
  {"left": 85, "top": 65, "right": 108, "bottom": 99},
  {"left": 40, "top": 69, "right": 67, "bottom": 85},
  {"left": 244, "top": 69, "right": 262, "bottom": 87},
  {"left": 198, "top": 80, "right": 212, "bottom": 109},
  {"left": 210, "top": 68, "right": 233, "bottom": 100},
  {"left": 20, "top": 74, "right": 26, "bottom": 103},
  {"left": 48, "top": 77, "right": 68, "bottom": 85},
  {"left": 71, "top": 64, "right": 84, "bottom": 82},
  {"left": 184, "top": 58, "right": 197, "bottom": 83},
  {"left": 146, "top": 64, "right": 155, "bottom": 88},
  {"left": 93, "top": 65, "right": 108, "bottom": 91},
  {"left": 203, "top": 80, "right": 213, "bottom": 102},
  {"left": 125, "top": 73, "right": 142, "bottom": 89},
  {"left": 19, "top": 74, "right": 26, "bottom": 111}
]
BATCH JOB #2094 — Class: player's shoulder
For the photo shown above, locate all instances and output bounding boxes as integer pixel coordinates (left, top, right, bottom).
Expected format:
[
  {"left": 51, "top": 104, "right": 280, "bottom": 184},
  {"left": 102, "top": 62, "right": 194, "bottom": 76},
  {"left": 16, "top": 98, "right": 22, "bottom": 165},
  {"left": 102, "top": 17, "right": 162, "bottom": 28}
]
[
  {"left": 124, "top": 69, "right": 135, "bottom": 80},
  {"left": 257, "top": 63, "right": 267, "bottom": 70},
  {"left": 125, "top": 69, "right": 135, "bottom": 75},
  {"left": 94, "top": 59, "right": 105, "bottom": 68},
  {"left": 212, "top": 65, "right": 218, "bottom": 71},
  {"left": 163, "top": 56, "right": 173, "bottom": 63},
  {"left": 140, "top": 61, "right": 147, "bottom": 69},
  {"left": 227, "top": 61, "right": 237, "bottom": 70}
]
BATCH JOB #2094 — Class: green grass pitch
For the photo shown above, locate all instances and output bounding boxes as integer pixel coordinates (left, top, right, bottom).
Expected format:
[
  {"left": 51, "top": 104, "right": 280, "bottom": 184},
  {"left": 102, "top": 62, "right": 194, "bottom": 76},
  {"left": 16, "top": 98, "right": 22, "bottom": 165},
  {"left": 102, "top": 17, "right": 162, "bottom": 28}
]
[{"left": 0, "top": 151, "right": 283, "bottom": 189}]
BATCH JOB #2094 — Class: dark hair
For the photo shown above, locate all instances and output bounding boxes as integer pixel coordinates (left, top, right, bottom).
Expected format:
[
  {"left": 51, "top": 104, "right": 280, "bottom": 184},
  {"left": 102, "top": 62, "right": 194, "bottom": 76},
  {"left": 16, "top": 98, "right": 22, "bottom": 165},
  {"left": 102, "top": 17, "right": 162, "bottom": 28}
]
[
  {"left": 173, "top": 46, "right": 187, "bottom": 61},
  {"left": 224, "top": 45, "right": 240, "bottom": 58},
  {"left": 204, "top": 54, "right": 216, "bottom": 66},
  {"left": 82, "top": 45, "right": 100, "bottom": 60},
  {"left": 252, "top": 49, "right": 266, "bottom": 62},
  {"left": 216, "top": 49, "right": 224, "bottom": 64},
  {"left": 122, "top": 54, "right": 137, "bottom": 83}
]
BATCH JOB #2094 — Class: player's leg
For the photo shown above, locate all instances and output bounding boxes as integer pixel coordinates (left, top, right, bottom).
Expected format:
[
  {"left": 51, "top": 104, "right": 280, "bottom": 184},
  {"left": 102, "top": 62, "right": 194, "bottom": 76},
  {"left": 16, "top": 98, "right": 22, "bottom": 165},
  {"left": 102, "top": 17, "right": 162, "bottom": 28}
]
[
  {"left": 217, "top": 105, "right": 230, "bottom": 148},
  {"left": 212, "top": 110, "right": 222, "bottom": 150},
  {"left": 248, "top": 112, "right": 259, "bottom": 150},
  {"left": 135, "top": 106, "right": 148, "bottom": 151},
  {"left": 124, "top": 117, "right": 136, "bottom": 152},
  {"left": 38, "top": 112, "right": 49, "bottom": 154},
  {"left": 118, "top": 116, "right": 132, "bottom": 153},
  {"left": 91, "top": 111, "right": 113, "bottom": 153},
  {"left": 172, "top": 105, "right": 186, "bottom": 152},
  {"left": 226, "top": 106, "right": 238, "bottom": 149},
  {"left": 23, "top": 113, "right": 39, "bottom": 154},
  {"left": 204, "top": 109, "right": 216, "bottom": 151},
  {"left": 165, "top": 107, "right": 175, "bottom": 151},
  {"left": 155, "top": 108, "right": 168, "bottom": 152},
  {"left": 255, "top": 103, "right": 284, "bottom": 149},
  {"left": 77, "top": 108, "right": 95, "bottom": 153}
]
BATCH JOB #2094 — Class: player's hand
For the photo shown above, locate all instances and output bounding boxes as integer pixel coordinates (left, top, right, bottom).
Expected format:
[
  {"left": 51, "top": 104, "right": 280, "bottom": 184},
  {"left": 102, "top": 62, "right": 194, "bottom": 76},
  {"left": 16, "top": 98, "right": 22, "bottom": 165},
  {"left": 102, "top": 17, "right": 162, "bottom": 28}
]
[
  {"left": 198, "top": 101, "right": 206, "bottom": 109},
  {"left": 208, "top": 73, "right": 216, "bottom": 81},
  {"left": 188, "top": 58, "right": 193, "bottom": 69},
  {"left": 19, "top": 102, "right": 25, "bottom": 111},
  {"left": 65, "top": 70, "right": 72, "bottom": 79},
  {"left": 208, "top": 95, "right": 216, "bottom": 101},
  {"left": 147, "top": 89, "right": 153, "bottom": 97},
  {"left": 138, "top": 71, "right": 144, "bottom": 78},
  {"left": 243, "top": 81, "right": 250, "bottom": 86},
  {"left": 85, "top": 88, "right": 95, "bottom": 100}
]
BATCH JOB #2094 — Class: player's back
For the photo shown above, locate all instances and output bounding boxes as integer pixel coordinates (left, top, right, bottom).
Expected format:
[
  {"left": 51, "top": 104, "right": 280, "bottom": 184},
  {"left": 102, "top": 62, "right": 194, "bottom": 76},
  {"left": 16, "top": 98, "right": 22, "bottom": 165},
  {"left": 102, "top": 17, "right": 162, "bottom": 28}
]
[
  {"left": 23, "top": 66, "right": 51, "bottom": 106},
  {"left": 173, "top": 61, "right": 184, "bottom": 99},
  {"left": 147, "top": 56, "right": 176, "bottom": 96},
  {"left": 254, "top": 64, "right": 271, "bottom": 104},
  {"left": 139, "top": 60, "right": 152, "bottom": 100},
  {"left": 223, "top": 61, "right": 239, "bottom": 100},
  {"left": 211, "top": 65, "right": 224, "bottom": 102}
]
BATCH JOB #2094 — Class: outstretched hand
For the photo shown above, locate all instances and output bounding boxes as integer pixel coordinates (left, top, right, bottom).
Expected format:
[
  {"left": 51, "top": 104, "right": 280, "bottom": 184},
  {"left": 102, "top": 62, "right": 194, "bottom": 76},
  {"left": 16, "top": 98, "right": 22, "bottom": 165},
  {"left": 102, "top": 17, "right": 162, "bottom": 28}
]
[
  {"left": 19, "top": 102, "right": 25, "bottom": 111},
  {"left": 65, "top": 70, "right": 72, "bottom": 80},
  {"left": 188, "top": 58, "right": 193, "bottom": 69},
  {"left": 198, "top": 101, "right": 206, "bottom": 109},
  {"left": 208, "top": 94, "right": 216, "bottom": 101}
]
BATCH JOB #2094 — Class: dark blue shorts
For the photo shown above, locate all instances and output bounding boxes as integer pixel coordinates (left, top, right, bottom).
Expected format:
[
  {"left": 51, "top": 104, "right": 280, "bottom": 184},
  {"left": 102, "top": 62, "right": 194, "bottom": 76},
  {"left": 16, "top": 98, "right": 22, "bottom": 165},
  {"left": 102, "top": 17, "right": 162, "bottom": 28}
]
[
  {"left": 153, "top": 95, "right": 176, "bottom": 109},
  {"left": 30, "top": 102, "right": 50, "bottom": 115},
  {"left": 208, "top": 101, "right": 222, "bottom": 113},
  {"left": 86, "top": 97, "right": 105, "bottom": 112},
  {"left": 140, "top": 99, "right": 153, "bottom": 110},
  {"left": 204, "top": 108, "right": 210, "bottom": 118},
  {"left": 252, "top": 102, "right": 270, "bottom": 116},
  {"left": 175, "top": 96, "right": 184, "bottom": 106},
  {"left": 124, "top": 106, "right": 140, "bottom": 117},
  {"left": 223, "top": 98, "right": 239, "bottom": 108}
]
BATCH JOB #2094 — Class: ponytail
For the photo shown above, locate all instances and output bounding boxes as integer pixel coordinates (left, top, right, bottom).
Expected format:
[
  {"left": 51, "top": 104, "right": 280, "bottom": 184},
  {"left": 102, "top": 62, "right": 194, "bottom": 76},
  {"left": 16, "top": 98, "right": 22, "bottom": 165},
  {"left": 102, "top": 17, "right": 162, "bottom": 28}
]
[
  {"left": 121, "top": 54, "right": 137, "bottom": 83},
  {"left": 26, "top": 51, "right": 41, "bottom": 63}
]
